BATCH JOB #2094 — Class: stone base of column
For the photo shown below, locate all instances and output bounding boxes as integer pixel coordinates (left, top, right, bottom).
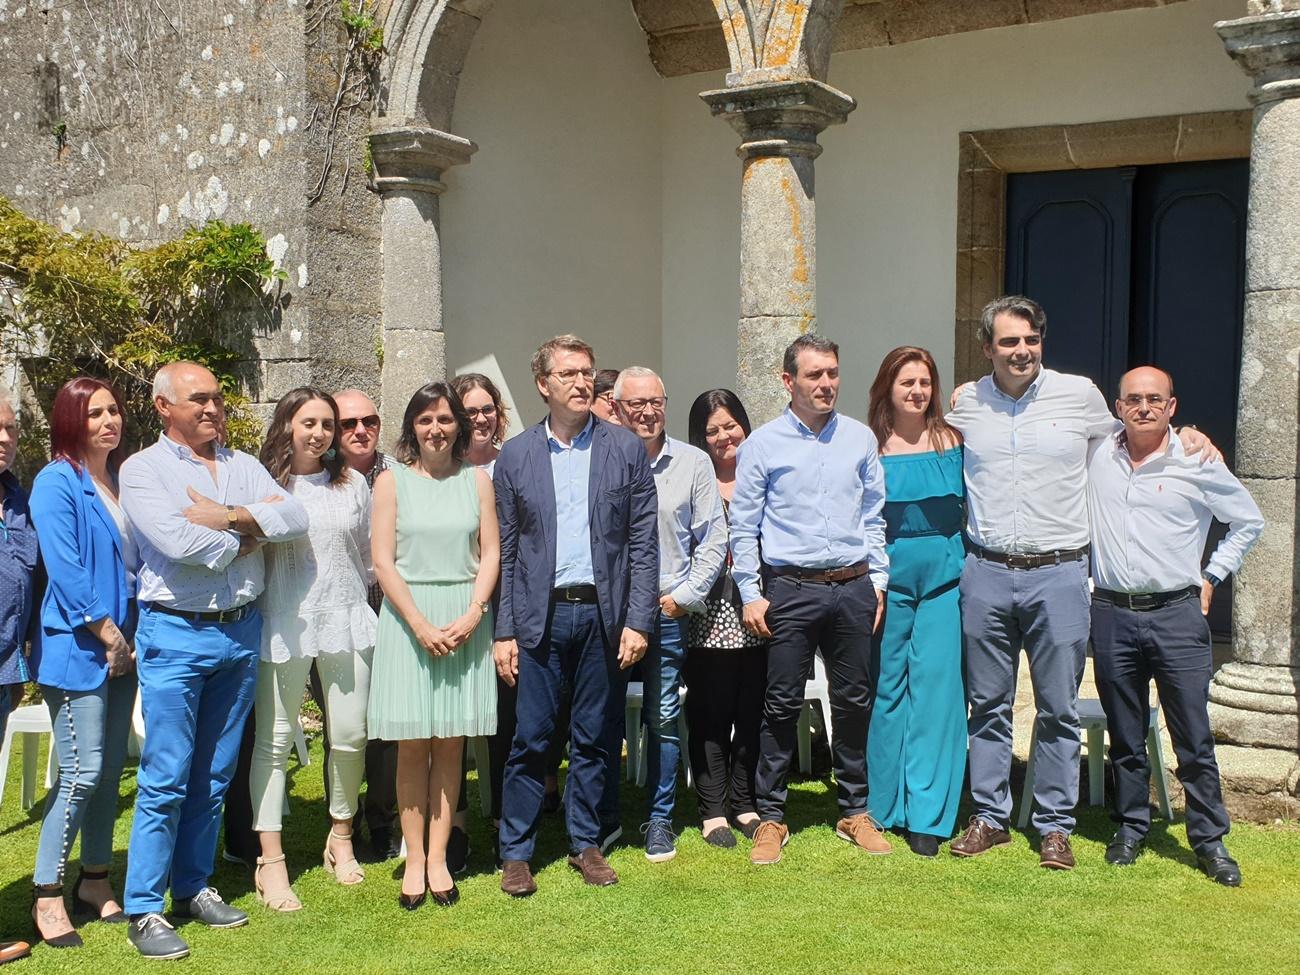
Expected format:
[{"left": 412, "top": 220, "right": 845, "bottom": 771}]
[{"left": 1207, "top": 660, "right": 1300, "bottom": 820}]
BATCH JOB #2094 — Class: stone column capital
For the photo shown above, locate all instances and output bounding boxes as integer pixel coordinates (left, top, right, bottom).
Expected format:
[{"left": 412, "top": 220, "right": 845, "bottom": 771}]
[
  {"left": 1217, "top": 10, "right": 1300, "bottom": 104},
  {"left": 368, "top": 126, "right": 477, "bottom": 195},
  {"left": 700, "top": 79, "right": 856, "bottom": 159}
]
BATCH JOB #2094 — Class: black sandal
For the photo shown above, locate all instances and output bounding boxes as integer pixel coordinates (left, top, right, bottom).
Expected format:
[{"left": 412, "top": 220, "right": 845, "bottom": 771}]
[
  {"left": 31, "top": 884, "right": 84, "bottom": 948},
  {"left": 72, "top": 868, "right": 128, "bottom": 923}
]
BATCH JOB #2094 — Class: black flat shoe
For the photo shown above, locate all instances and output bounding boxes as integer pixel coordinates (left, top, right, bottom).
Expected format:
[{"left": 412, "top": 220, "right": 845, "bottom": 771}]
[
  {"left": 703, "top": 826, "right": 737, "bottom": 848},
  {"left": 730, "top": 817, "right": 760, "bottom": 841},
  {"left": 906, "top": 833, "right": 941, "bottom": 858},
  {"left": 71, "top": 868, "right": 127, "bottom": 923},
  {"left": 1105, "top": 835, "right": 1143, "bottom": 866},
  {"left": 31, "top": 886, "right": 83, "bottom": 949},
  {"left": 398, "top": 889, "right": 427, "bottom": 912},
  {"left": 430, "top": 883, "right": 460, "bottom": 908},
  {"left": 1196, "top": 844, "right": 1242, "bottom": 887},
  {"left": 447, "top": 826, "right": 470, "bottom": 876}
]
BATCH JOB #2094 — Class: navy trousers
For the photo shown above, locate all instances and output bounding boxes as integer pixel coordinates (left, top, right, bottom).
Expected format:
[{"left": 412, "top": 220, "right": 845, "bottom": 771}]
[
  {"left": 500, "top": 602, "right": 622, "bottom": 860},
  {"left": 1091, "top": 594, "right": 1230, "bottom": 852}
]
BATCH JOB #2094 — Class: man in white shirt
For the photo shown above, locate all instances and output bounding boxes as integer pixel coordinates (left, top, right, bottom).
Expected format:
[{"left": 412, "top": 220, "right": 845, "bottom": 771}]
[{"left": 1087, "top": 367, "right": 1261, "bottom": 886}]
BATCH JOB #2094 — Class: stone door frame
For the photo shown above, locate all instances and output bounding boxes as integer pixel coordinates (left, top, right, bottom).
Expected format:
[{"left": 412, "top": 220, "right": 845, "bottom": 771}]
[{"left": 952, "top": 110, "right": 1252, "bottom": 387}]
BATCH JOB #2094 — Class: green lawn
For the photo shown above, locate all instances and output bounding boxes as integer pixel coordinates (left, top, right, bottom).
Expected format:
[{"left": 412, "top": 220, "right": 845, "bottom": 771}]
[{"left": 2, "top": 734, "right": 1298, "bottom": 975}]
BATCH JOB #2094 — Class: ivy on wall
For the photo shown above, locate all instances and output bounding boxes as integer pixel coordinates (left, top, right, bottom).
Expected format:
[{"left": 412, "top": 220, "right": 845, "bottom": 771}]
[{"left": 0, "top": 196, "right": 286, "bottom": 461}]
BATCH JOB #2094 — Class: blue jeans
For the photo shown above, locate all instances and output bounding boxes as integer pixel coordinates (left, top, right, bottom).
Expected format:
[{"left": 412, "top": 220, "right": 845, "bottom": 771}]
[
  {"left": 123, "top": 606, "right": 259, "bottom": 915},
  {"left": 642, "top": 613, "right": 688, "bottom": 823},
  {"left": 34, "top": 674, "right": 137, "bottom": 885}
]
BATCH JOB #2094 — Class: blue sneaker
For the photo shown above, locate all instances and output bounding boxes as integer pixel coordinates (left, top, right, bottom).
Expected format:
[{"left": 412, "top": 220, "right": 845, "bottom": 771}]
[{"left": 642, "top": 820, "right": 678, "bottom": 863}]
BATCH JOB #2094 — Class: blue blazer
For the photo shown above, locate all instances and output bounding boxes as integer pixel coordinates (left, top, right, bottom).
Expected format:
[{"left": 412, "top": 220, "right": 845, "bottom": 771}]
[
  {"left": 29, "top": 460, "right": 134, "bottom": 692},
  {"left": 494, "top": 417, "right": 659, "bottom": 650}
]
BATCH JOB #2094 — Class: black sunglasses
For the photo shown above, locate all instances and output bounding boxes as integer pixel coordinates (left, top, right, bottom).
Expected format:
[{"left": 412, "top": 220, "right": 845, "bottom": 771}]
[{"left": 340, "top": 414, "right": 380, "bottom": 432}]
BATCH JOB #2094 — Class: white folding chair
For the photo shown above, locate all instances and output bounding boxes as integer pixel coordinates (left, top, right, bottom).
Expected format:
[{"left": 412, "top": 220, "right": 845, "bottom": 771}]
[
  {"left": 797, "top": 653, "right": 833, "bottom": 774},
  {"left": 0, "top": 703, "right": 56, "bottom": 810}
]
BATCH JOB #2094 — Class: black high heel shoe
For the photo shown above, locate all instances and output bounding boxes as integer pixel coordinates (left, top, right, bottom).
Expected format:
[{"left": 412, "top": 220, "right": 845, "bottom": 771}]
[
  {"left": 398, "top": 886, "right": 427, "bottom": 912},
  {"left": 72, "top": 868, "right": 127, "bottom": 923},
  {"left": 430, "top": 882, "right": 460, "bottom": 908},
  {"left": 31, "top": 885, "right": 84, "bottom": 948}
]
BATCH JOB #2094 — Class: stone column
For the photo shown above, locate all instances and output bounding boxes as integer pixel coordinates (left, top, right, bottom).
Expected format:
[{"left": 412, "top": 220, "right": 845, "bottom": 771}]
[
  {"left": 368, "top": 126, "right": 476, "bottom": 443},
  {"left": 700, "top": 80, "right": 854, "bottom": 422},
  {"left": 1206, "top": 6, "right": 1300, "bottom": 818}
]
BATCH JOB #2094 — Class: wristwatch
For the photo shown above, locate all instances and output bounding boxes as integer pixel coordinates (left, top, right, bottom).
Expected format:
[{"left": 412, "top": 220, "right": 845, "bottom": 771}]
[
  {"left": 475, "top": 599, "right": 490, "bottom": 614},
  {"left": 226, "top": 505, "right": 238, "bottom": 526},
  {"left": 1202, "top": 571, "right": 1222, "bottom": 588}
]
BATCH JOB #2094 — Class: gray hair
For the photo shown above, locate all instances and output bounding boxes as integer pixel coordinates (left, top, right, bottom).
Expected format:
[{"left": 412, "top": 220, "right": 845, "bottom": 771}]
[
  {"left": 613, "top": 366, "right": 665, "bottom": 401},
  {"left": 152, "top": 363, "right": 180, "bottom": 402},
  {"left": 979, "top": 295, "right": 1046, "bottom": 345},
  {"left": 783, "top": 333, "right": 838, "bottom": 377}
]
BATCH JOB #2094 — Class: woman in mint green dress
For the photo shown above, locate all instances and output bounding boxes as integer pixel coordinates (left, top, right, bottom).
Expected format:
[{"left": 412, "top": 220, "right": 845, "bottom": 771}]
[
  {"left": 369, "top": 381, "right": 499, "bottom": 909},
  {"left": 866, "top": 347, "right": 966, "bottom": 858}
]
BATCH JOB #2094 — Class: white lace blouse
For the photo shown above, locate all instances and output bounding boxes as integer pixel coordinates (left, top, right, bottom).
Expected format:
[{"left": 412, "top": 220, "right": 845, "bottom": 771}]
[{"left": 258, "top": 470, "right": 378, "bottom": 662}]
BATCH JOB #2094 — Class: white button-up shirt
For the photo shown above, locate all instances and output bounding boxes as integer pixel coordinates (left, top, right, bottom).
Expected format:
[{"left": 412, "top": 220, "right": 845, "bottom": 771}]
[
  {"left": 948, "top": 368, "right": 1115, "bottom": 554},
  {"left": 1087, "top": 431, "right": 1263, "bottom": 593},
  {"left": 120, "top": 434, "right": 310, "bottom": 611}
]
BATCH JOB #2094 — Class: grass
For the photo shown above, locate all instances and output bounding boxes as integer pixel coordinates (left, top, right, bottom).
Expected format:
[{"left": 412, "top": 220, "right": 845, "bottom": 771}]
[{"left": 2, "top": 733, "right": 1299, "bottom": 975}]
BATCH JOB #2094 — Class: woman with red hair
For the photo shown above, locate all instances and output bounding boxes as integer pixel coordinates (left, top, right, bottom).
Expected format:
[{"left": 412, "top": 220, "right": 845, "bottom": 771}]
[
  {"left": 28, "top": 377, "right": 138, "bottom": 946},
  {"left": 865, "top": 348, "right": 966, "bottom": 858}
]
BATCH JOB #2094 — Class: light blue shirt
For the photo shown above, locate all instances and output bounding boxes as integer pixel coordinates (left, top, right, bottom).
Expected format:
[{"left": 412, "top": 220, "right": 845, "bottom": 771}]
[
  {"left": 730, "top": 408, "right": 889, "bottom": 604},
  {"left": 649, "top": 437, "right": 727, "bottom": 614},
  {"left": 120, "top": 434, "right": 310, "bottom": 612},
  {"left": 548, "top": 416, "right": 595, "bottom": 587}
]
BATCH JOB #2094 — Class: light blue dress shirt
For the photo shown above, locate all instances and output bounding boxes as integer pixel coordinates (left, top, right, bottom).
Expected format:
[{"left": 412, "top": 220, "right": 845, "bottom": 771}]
[
  {"left": 649, "top": 436, "right": 727, "bottom": 614},
  {"left": 730, "top": 408, "right": 889, "bottom": 605},
  {"left": 548, "top": 416, "right": 596, "bottom": 587},
  {"left": 120, "top": 434, "right": 310, "bottom": 612}
]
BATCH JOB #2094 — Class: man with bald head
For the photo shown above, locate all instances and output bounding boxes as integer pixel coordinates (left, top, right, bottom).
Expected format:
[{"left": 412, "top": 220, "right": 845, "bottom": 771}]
[
  {"left": 1087, "top": 366, "right": 1262, "bottom": 886},
  {"left": 119, "top": 362, "right": 308, "bottom": 959}
]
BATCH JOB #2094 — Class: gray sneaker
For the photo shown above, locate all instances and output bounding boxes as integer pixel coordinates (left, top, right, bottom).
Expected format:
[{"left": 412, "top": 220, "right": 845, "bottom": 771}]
[
  {"left": 128, "top": 913, "right": 190, "bottom": 960},
  {"left": 171, "top": 887, "right": 248, "bottom": 928},
  {"left": 642, "top": 820, "right": 678, "bottom": 863}
]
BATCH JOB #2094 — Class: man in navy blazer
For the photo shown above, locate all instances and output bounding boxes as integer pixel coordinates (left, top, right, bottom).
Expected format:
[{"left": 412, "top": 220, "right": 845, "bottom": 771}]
[{"left": 493, "top": 335, "right": 658, "bottom": 896}]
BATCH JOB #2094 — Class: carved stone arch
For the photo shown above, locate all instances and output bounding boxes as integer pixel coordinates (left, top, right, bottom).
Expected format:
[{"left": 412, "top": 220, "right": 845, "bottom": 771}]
[{"left": 380, "top": 0, "right": 495, "bottom": 130}]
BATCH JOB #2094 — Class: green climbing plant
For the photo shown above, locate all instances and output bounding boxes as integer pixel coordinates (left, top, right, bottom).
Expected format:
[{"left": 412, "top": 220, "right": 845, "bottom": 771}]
[{"left": 0, "top": 196, "right": 287, "bottom": 458}]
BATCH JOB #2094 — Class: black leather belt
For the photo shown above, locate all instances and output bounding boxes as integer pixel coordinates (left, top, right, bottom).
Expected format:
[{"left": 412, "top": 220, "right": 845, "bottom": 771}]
[
  {"left": 144, "top": 601, "right": 255, "bottom": 624},
  {"left": 1093, "top": 586, "right": 1199, "bottom": 611},
  {"left": 765, "top": 561, "right": 870, "bottom": 584},
  {"left": 969, "top": 542, "right": 1088, "bottom": 570},
  {"left": 552, "top": 585, "right": 598, "bottom": 604}
]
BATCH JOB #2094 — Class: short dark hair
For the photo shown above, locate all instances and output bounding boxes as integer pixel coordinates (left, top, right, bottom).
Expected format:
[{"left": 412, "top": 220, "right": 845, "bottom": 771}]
[
  {"left": 979, "top": 295, "right": 1046, "bottom": 344},
  {"left": 782, "top": 333, "right": 839, "bottom": 378},
  {"left": 688, "top": 388, "right": 752, "bottom": 455},
  {"left": 530, "top": 335, "right": 595, "bottom": 383},
  {"left": 394, "top": 382, "right": 472, "bottom": 464},
  {"left": 451, "top": 372, "right": 510, "bottom": 447},
  {"left": 594, "top": 369, "right": 620, "bottom": 398}
]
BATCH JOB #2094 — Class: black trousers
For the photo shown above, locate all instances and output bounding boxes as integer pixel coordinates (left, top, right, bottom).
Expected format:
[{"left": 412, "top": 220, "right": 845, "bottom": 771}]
[
  {"left": 1091, "top": 595, "right": 1230, "bottom": 852},
  {"left": 684, "top": 645, "right": 767, "bottom": 821},
  {"left": 755, "top": 574, "right": 877, "bottom": 822},
  {"left": 222, "top": 712, "right": 257, "bottom": 861}
]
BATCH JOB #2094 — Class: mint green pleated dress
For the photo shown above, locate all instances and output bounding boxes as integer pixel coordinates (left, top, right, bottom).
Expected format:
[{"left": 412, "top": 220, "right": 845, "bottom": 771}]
[
  {"left": 368, "top": 463, "right": 497, "bottom": 740},
  {"left": 867, "top": 447, "right": 966, "bottom": 838}
]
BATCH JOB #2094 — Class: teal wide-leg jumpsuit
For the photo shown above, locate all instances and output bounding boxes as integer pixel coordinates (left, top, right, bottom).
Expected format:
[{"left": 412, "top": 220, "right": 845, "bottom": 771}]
[{"left": 868, "top": 447, "right": 966, "bottom": 838}]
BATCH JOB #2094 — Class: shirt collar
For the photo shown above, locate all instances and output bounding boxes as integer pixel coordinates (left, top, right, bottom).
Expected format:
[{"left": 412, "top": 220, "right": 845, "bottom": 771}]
[
  {"left": 782, "top": 406, "right": 838, "bottom": 440},
  {"left": 160, "top": 432, "right": 230, "bottom": 462},
  {"left": 546, "top": 415, "right": 595, "bottom": 450},
  {"left": 649, "top": 435, "right": 674, "bottom": 471},
  {"left": 0, "top": 469, "right": 25, "bottom": 507},
  {"left": 988, "top": 366, "right": 1046, "bottom": 403},
  {"left": 1115, "top": 427, "right": 1179, "bottom": 465}
]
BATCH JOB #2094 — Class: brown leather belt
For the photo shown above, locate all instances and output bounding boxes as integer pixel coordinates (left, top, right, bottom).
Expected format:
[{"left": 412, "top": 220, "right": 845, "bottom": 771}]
[
  {"left": 1093, "top": 586, "right": 1199, "bottom": 611},
  {"left": 969, "top": 543, "right": 1088, "bottom": 570},
  {"left": 765, "top": 561, "right": 870, "bottom": 584}
]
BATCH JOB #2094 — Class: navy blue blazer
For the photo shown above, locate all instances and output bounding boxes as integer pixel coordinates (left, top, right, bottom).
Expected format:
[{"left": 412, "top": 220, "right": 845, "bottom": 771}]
[
  {"left": 494, "top": 417, "right": 659, "bottom": 650},
  {"left": 29, "top": 460, "right": 134, "bottom": 692}
]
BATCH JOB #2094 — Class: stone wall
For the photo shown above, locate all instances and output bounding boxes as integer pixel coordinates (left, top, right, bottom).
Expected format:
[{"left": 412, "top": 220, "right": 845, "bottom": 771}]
[{"left": 0, "top": 0, "right": 384, "bottom": 418}]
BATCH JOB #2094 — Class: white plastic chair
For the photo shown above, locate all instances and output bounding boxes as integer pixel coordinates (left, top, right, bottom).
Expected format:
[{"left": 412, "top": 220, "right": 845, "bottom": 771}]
[
  {"left": 797, "top": 653, "right": 834, "bottom": 774},
  {"left": 625, "top": 681, "right": 644, "bottom": 781},
  {"left": 1016, "top": 697, "right": 1173, "bottom": 828},
  {"left": 0, "top": 703, "right": 57, "bottom": 810}
]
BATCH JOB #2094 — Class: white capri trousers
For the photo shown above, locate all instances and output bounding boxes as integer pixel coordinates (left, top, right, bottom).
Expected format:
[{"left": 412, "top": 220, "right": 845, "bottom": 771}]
[{"left": 250, "top": 647, "right": 373, "bottom": 831}]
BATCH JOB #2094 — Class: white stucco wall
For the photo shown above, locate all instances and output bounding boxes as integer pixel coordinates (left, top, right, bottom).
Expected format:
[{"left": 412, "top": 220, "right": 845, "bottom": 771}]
[
  {"left": 660, "top": 0, "right": 1252, "bottom": 431},
  {"left": 442, "top": 0, "right": 663, "bottom": 427}
]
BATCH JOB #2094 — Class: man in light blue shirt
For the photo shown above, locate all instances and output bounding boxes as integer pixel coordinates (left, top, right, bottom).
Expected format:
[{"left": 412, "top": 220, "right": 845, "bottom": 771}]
[
  {"left": 730, "top": 334, "right": 891, "bottom": 865},
  {"left": 615, "top": 366, "right": 726, "bottom": 863},
  {"left": 118, "top": 362, "right": 307, "bottom": 960}
]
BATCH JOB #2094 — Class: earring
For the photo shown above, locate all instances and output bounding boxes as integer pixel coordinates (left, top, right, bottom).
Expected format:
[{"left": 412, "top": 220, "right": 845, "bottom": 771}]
[{"left": 325, "top": 447, "right": 337, "bottom": 459}]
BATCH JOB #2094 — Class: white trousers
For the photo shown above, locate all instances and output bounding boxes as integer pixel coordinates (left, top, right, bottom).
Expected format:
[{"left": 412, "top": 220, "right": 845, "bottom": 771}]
[{"left": 250, "top": 648, "right": 373, "bottom": 831}]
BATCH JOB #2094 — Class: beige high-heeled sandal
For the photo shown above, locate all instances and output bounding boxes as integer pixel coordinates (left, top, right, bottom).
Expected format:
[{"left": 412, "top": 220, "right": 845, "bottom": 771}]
[
  {"left": 323, "top": 829, "right": 366, "bottom": 886},
  {"left": 254, "top": 854, "right": 302, "bottom": 912}
]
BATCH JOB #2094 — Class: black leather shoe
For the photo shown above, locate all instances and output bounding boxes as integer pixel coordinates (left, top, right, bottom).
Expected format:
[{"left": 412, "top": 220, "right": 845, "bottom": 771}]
[
  {"left": 430, "top": 882, "right": 460, "bottom": 908},
  {"left": 447, "top": 826, "right": 470, "bottom": 875},
  {"left": 128, "top": 913, "right": 189, "bottom": 960},
  {"left": 1196, "top": 844, "right": 1242, "bottom": 887},
  {"left": 398, "top": 889, "right": 426, "bottom": 912},
  {"left": 1105, "top": 835, "right": 1143, "bottom": 866},
  {"left": 170, "top": 887, "right": 247, "bottom": 928},
  {"left": 906, "top": 833, "right": 941, "bottom": 858}
]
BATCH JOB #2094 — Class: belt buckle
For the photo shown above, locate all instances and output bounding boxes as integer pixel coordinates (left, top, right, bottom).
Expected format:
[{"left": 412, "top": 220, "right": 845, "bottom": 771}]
[{"left": 560, "top": 588, "right": 580, "bottom": 603}]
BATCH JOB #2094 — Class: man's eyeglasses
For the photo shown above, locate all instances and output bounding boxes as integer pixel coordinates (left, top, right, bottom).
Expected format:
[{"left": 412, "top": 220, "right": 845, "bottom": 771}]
[
  {"left": 619, "top": 397, "right": 667, "bottom": 413},
  {"left": 464, "top": 404, "right": 497, "bottom": 420},
  {"left": 1120, "top": 394, "right": 1170, "bottom": 410},
  {"left": 548, "top": 368, "right": 595, "bottom": 385},
  {"left": 340, "top": 414, "right": 381, "bottom": 432}
]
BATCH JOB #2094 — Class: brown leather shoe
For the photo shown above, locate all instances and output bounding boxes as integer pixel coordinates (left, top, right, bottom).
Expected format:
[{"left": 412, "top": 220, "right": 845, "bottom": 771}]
[
  {"left": 950, "top": 816, "right": 1012, "bottom": 858},
  {"left": 567, "top": 847, "right": 618, "bottom": 887},
  {"left": 500, "top": 860, "right": 537, "bottom": 897},
  {"left": 749, "top": 821, "right": 790, "bottom": 865},
  {"left": 836, "top": 815, "right": 892, "bottom": 855},
  {"left": 1039, "top": 831, "right": 1075, "bottom": 870},
  {"left": 0, "top": 941, "right": 32, "bottom": 966}
]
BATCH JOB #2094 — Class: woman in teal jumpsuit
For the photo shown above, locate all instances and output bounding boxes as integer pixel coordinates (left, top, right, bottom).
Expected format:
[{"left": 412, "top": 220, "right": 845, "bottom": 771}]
[{"left": 866, "top": 347, "right": 967, "bottom": 857}]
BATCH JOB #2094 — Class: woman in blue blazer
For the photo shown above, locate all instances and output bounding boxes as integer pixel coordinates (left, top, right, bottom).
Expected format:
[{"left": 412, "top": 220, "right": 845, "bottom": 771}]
[{"left": 28, "top": 378, "right": 138, "bottom": 948}]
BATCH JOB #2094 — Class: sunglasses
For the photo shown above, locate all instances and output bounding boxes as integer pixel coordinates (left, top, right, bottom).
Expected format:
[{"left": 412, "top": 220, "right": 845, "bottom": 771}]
[{"left": 340, "top": 414, "right": 380, "bottom": 432}]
